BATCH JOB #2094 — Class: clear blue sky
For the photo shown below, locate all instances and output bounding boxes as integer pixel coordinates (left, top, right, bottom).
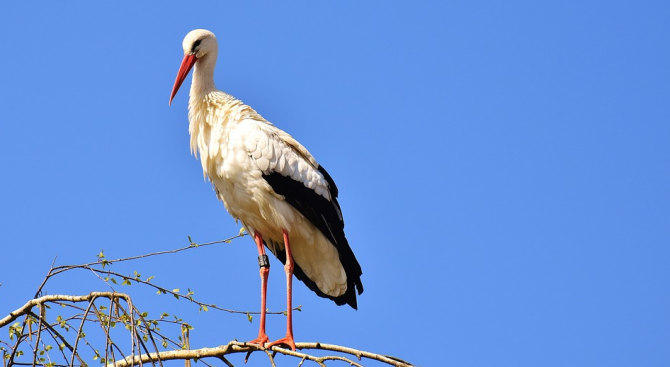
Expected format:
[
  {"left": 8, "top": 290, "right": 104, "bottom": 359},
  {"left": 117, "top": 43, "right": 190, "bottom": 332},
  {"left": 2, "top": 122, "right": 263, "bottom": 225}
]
[{"left": 1, "top": 1, "right": 669, "bottom": 366}]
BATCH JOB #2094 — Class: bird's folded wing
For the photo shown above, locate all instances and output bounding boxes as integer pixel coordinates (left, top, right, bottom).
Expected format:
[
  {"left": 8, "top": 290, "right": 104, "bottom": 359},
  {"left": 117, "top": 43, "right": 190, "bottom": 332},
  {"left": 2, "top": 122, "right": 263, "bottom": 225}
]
[{"left": 244, "top": 121, "right": 363, "bottom": 286}]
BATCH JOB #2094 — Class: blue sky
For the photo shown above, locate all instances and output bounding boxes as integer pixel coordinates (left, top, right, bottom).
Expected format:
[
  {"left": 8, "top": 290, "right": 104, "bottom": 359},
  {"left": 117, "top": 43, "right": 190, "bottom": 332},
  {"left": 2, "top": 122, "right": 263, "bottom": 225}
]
[{"left": 1, "top": 1, "right": 669, "bottom": 366}]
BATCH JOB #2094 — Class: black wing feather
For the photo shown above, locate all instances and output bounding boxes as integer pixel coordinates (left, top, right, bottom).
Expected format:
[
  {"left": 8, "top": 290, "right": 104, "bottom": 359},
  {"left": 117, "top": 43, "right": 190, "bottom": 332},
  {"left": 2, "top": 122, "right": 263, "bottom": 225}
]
[{"left": 263, "top": 166, "right": 363, "bottom": 309}]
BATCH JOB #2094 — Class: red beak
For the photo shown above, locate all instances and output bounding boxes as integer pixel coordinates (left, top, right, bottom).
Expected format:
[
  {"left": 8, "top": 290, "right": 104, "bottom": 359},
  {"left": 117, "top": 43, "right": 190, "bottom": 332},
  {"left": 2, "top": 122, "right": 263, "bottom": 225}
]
[{"left": 169, "top": 54, "right": 198, "bottom": 105}]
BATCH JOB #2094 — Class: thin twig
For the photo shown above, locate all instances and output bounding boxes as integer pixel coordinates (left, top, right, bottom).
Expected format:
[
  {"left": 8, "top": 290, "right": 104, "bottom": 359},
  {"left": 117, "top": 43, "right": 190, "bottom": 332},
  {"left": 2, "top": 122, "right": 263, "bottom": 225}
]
[
  {"left": 218, "top": 355, "right": 235, "bottom": 367},
  {"left": 134, "top": 308, "right": 163, "bottom": 367},
  {"left": 25, "top": 311, "right": 83, "bottom": 366},
  {"left": 69, "top": 295, "right": 97, "bottom": 367},
  {"left": 31, "top": 304, "right": 45, "bottom": 367}
]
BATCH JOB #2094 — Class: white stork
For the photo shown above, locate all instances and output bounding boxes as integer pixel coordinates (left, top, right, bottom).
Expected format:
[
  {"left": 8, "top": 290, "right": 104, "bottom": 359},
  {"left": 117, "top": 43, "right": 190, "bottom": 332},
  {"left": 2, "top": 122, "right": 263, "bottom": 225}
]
[{"left": 169, "top": 29, "right": 363, "bottom": 351}]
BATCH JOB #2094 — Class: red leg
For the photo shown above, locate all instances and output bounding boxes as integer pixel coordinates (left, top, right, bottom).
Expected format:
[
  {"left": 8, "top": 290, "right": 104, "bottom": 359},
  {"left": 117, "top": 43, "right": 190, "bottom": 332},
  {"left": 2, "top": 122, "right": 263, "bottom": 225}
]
[
  {"left": 247, "top": 231, "right": 270, "bottom": 347},
  {"left": 266, "top": 229, "right": 296, "bottom": 351}
]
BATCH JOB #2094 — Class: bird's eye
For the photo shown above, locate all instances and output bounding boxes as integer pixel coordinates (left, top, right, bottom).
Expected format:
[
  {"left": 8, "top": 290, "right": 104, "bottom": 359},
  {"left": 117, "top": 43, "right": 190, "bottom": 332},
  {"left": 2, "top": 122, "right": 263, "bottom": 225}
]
[{"left": 191, "top": 39, "right": 202, "bottom": 53}]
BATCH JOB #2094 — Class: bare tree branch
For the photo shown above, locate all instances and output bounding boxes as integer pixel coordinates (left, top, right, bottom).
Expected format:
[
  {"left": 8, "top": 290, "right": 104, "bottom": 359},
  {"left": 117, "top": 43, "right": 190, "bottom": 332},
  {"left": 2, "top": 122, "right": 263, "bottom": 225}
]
[
  {"left": 1, "top": 293, "right": 129, "bottom": 328},
  {"left": 32, "top": 234, "right": 246, "bottom": 298},
  {"left": 105, "top": 341, "right": 415, "bottom": 367},
  {"left": 1, "top": 238, "right": 417, "bottom": 367}
]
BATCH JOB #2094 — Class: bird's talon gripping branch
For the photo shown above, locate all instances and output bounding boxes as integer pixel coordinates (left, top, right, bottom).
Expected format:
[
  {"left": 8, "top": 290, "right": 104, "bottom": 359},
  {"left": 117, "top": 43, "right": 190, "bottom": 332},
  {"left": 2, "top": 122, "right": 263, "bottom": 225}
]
[
  {"left": 247, "top": 334, "right": 269, "bottom": 349},
  {"left": 267, "top": 335, "right": 297, "bottom": 351}
]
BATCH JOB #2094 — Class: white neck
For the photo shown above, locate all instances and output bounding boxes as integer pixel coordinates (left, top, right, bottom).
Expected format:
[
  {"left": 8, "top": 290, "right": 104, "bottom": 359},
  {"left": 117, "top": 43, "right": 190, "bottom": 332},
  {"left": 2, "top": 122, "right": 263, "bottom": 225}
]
[{"left": 190, "top": 53, "right": 218, "bottom": 101}]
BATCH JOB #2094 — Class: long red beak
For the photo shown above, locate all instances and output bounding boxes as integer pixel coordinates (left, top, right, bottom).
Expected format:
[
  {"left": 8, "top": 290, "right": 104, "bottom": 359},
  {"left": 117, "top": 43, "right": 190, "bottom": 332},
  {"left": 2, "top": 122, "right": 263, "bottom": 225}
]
[{"left": 169, "top": 54, "right": 198, "bottom": 105}]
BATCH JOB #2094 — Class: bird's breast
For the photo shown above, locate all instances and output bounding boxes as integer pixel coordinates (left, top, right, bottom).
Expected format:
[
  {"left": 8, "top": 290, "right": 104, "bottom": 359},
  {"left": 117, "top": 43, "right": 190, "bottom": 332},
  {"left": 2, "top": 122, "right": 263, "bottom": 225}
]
[{"left": 191, "top": 111, "right": 296, "bottom": 240}]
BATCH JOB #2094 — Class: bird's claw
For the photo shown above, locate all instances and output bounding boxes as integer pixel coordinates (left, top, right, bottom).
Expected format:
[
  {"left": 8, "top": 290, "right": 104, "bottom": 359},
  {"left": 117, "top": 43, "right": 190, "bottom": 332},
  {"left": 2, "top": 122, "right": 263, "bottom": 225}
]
[
  {"left": 266, "top": 334, "right": 296, "bottom": 351},
  {"left": 247, "top": 334, "right": 269, "bottom": 349}
]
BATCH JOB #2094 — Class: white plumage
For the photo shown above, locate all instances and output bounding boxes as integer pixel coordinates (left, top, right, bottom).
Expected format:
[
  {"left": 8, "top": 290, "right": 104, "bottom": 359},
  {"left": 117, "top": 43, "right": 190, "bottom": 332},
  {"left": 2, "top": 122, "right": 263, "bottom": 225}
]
[
  {"left": 170, "top": 29, "right": 363, "bottom": 350},
  {"left": 192, "top": 92, "right": 346, "bottom": 295}
]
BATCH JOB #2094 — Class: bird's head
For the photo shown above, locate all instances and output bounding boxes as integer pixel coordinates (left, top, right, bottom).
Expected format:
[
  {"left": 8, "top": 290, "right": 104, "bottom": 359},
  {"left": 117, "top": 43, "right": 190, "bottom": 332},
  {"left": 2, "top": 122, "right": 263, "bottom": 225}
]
[{"left": 169, "top": 29, "right": 218, "bottom": 105}]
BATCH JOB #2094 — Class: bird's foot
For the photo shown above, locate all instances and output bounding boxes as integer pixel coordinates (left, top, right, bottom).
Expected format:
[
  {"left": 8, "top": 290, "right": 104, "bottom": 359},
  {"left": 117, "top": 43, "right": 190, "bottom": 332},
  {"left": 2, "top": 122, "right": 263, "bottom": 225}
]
[
  {"left": 266, "top": 333, "right": 296, "bottom": 351},
  {"left": 247, "top": 333, "right": 269, "bottom": 349}
]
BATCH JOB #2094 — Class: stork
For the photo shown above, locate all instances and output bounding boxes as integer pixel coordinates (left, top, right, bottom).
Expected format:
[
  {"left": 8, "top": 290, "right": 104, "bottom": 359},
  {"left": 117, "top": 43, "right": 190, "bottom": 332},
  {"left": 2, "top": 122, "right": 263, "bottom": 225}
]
[{"left": 169, "top": 29, "right": 363, "bottom": 351}]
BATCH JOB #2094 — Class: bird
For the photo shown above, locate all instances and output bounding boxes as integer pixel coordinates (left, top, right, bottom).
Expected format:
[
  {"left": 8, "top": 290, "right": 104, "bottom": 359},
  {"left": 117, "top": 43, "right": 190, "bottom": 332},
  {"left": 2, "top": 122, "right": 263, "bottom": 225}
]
[{"left": 169, "top": 29, "right": 363, "bottom": 351}]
